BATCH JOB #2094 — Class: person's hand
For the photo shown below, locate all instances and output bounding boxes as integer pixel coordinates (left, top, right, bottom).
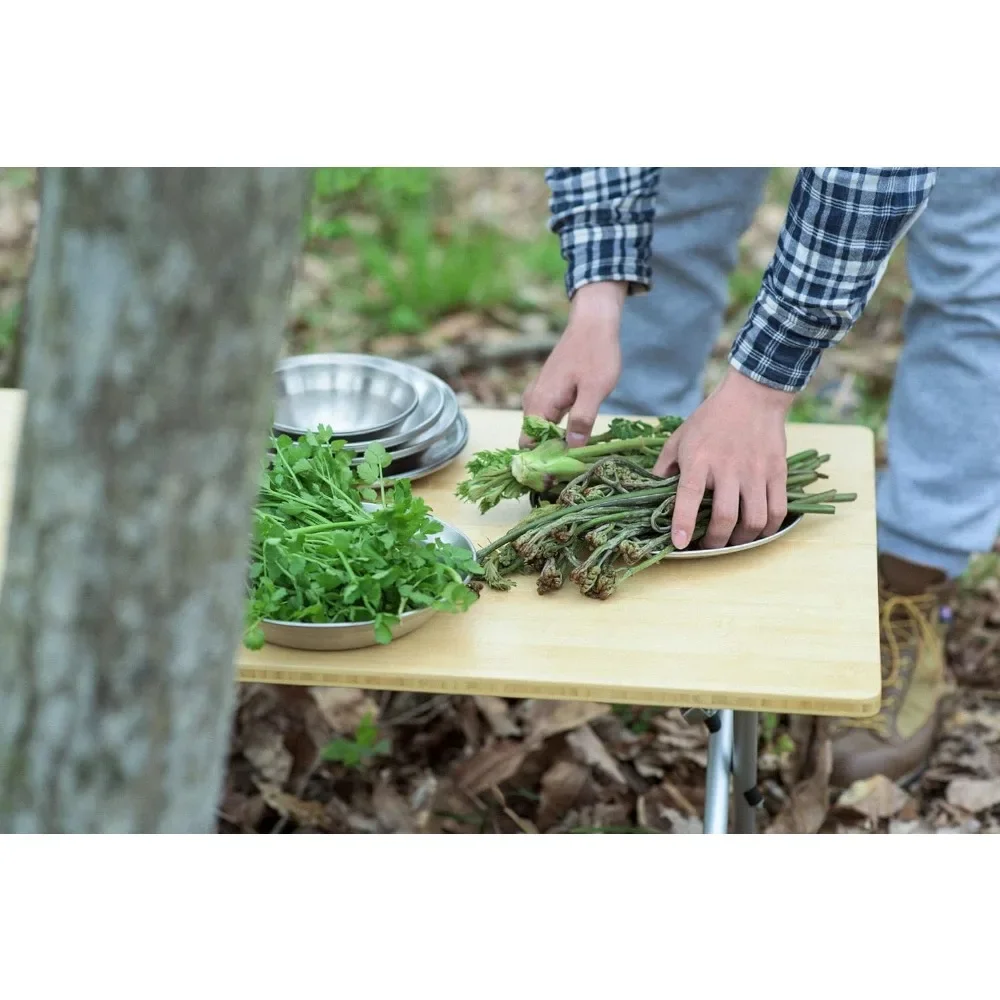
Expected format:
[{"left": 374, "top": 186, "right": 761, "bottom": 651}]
[
  {"left": 520, "top": 282, "right": 625, "bottom": 447},
  {"left": 653, "top": 367, "right": 796, "bottom": 550}
]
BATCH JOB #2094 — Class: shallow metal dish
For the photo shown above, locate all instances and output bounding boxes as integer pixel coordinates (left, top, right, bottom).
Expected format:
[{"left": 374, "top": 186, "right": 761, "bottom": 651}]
[
  {"left": 259, "top": 508, "right": 477, "bottom": 652},
  {"left": 350, "top": 377, "right": 458, "bottom": 466},
  {"left": 380, "top": 411, "right": 469, "bottom": 482},
  {"left": 273, "top": 355, "right": 419, "bottom": 439},
  {"left": 302, "top": 355, "right": 450, "bottom": 451},
  {"left": 659, "top": 513, "right": 804, "bottom": 559}
]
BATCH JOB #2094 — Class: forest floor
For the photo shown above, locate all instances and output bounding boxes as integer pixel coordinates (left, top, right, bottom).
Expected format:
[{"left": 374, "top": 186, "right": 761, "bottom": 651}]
[{"left": 2, "top": 167, "right": 998, "bottom": 833}]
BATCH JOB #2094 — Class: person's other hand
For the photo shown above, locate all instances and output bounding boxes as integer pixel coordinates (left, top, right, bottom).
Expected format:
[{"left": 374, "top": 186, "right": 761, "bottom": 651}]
[
  {"left": 520, "top": 282, "right": 625, "bottom": 447},
  {"left": 653, "top": 368, "right": 796, "bottom": 550}
]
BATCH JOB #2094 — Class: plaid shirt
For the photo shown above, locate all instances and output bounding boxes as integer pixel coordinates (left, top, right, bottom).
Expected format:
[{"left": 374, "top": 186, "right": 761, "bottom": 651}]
[{"left": 546, "top": 167, "right": 938, "bottom": 391}]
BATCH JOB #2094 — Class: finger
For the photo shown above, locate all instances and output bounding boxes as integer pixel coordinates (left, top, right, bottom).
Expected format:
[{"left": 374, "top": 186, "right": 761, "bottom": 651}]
[
  {"left": 763, "top": 463, "right": 788, "bottom": 537},
  {"left": 671, "top": 461, "right": 707, "bottom": 550},
  {"left": 729, "top": 478, "right": 768, "bottom": 547},
  {"left": 653, "top": 435, "right": 680, "bottom": 478},
  {"left": 520, "top": 383, "right": 572, "bottom": 448},
  {"left": 565, "top": 383, "right": 604, "bottom": 447},
  {"left": 703, "top": 476, "right": 740, "bottom": 550}
]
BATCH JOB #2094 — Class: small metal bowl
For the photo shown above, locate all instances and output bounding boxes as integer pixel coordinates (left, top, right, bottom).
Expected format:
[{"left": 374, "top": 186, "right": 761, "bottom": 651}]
[
  {"left": 273, "top": 355, "right": 419, "bottom": 440},
  {"left": 259, "top": 509, "right": 478, "bottom": 652}
]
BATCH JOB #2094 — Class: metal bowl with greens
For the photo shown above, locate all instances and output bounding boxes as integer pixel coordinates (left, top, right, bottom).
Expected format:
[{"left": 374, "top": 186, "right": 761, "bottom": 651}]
[{"left": 243, "top": 427, "right": 482, "bottom": 651}]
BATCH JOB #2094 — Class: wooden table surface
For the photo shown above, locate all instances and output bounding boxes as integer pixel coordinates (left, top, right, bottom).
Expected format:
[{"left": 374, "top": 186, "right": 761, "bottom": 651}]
[{"left": 0, "top": 390, "right": 882, "bottom": 717}]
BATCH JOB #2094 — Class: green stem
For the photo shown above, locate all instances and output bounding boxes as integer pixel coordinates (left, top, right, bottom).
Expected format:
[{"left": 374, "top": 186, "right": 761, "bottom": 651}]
[{"left": 565, "top": 436, "right": 668, "bottom": 462}]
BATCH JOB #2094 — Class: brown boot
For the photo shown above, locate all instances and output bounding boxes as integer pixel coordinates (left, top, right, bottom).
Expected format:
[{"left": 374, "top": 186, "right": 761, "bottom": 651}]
[{"left": 830, "top": 553, "right": 950, "bottom": 788}]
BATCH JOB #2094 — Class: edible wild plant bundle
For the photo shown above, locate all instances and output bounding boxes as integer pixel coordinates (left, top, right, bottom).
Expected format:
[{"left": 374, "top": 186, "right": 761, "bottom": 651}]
[
  {"left": 455, "top": 414, "right": 684, "bottom": 513},
  {"left": 476, "top": 451, "right": 856, "bottom": 601}
]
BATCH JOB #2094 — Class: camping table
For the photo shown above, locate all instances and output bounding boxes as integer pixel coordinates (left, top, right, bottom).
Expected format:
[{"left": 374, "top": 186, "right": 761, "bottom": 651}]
[{"left": 0, "top": 391, "right": 881, "bottom": 833}]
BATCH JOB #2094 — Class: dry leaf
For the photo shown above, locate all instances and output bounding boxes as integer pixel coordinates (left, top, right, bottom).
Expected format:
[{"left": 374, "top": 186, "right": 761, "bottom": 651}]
[
  {"left": 889, "top": 819, "right": 934, "bottom": 834},
  {"left": 945, "top": 777, "right": 1000, "bottom": 813},
  {"left": 453, "top": 740, "right": 528, "bottom": 796},
  {"left": 566, "top": 725, "right": 627, "bottom": 785},
  {"left": 837, "top": 775, "right": 911, "bottom": 821},
  {"left": 660, "top": 807, "right": 703, "bottom": 835},
  {"left": 490, "top": 787, "right": 539, "bottom": 834},
  {"left": 409, "top": 772, "right": 439, "bottom": 832},
  {"left": 473, "top": 696, "right": 520, "bottom": 738},
  {"left": 766, "top": 730, "right": 832, "bottom": 834},
  {"left": 242, "top": 721, "right": 293, "bottom": 785},
  {"left": 219, "top": 791, "right": 266, "bottom": 830},
  {"left": 522, "top": 700, "right": 610, "bottom": 744},
  {"left": 373, "top": 778, "right": 416, "bottom": 833},
  {"left": 537, "top": 759, "right": 588, "bottom": 831},
  {"left": 255, "top": 781, "right": 330, "bottom": 830},
  {"left": 310, "top": 688, "right": 379, "bottom": 733}
]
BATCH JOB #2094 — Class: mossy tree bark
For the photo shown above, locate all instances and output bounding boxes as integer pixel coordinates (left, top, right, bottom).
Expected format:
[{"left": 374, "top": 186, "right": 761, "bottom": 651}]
[{"left": 0, "top": 168, "right": 311, "bottom": 832}]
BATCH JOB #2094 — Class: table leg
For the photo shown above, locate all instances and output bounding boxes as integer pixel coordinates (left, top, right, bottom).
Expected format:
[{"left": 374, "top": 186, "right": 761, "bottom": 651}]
[
  {"left": 732, "top": 711, "right": 760, "bottom": 835},
  {"left": 703, "top": 709, "right": 733, "bottom": 834}
]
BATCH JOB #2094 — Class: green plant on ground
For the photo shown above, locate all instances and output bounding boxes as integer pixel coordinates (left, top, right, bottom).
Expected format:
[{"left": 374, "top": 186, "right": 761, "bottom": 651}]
[
  {"left": 612, "top": 704, "right": 658, "bottom": 734},
  {"left": 301, "top": 168, "right": 564, "bottom": 337},
  {"left": 322, "top": 713, "right": 391, "bottom": 769}
]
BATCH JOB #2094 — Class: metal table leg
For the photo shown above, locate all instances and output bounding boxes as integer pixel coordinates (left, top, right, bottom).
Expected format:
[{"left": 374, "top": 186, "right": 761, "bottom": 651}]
[
  {"left": 703, "top": 710, "right": 733, "bottom": 834},
  {"left": 732, "top": 711, "right": 760, "bottom": 834}
]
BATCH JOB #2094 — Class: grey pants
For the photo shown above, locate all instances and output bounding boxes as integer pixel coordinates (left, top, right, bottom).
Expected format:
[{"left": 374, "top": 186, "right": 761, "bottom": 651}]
[{"left": 608, "top": 168, "right": 1000, "bottom": 577}]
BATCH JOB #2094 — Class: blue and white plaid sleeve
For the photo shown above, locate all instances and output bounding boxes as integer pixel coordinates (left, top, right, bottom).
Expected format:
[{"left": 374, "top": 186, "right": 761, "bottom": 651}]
[
  {"left": 545, "top": 168, "right": 660, "bottom": 298},
  {"left": 730, "top": 167, "right": 937, "bottom": 392}
]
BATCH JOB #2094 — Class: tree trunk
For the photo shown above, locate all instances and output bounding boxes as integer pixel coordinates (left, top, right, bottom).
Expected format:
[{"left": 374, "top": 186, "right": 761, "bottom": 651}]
[{"left": 0, "top": 168, "right": 311, "bottom": 832}]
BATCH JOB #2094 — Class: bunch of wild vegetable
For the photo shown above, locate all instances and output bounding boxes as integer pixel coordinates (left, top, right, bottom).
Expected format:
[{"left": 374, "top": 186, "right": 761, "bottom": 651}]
[
  {"left": 243, "top": 427, "right": 482, "bottom": 650},
  {"left": 476, "top": 451, "right": 856, "bottom": 600},
  {"left": 455, "top": 414, "right": 685, "bottom": 513}
]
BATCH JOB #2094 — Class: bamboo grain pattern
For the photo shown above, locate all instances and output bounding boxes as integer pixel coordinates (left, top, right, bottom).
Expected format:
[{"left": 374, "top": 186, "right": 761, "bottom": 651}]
[{"left": 0, "top": 391, "right": 882, "bottom": 716}]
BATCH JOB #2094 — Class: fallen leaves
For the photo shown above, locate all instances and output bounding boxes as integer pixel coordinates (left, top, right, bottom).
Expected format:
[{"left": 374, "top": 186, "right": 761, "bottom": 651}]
[
  {"left": 453, "top": 741, "right": 529, "bottom": 797},
  {"left": 566, "top": 725, "right": 628, "bottom": 785},
  {"left": 241, "top": 720, "right": 294, "bottom": 785},
  {"left": 256, "top": 781, "right": 331, "bottom": 830},
  {"left": 765, "top": 721, "right": 832, "bottom": 835},
  {"left": 522, "top": 700, "right": 609, "bottom": 745},
  {"left": 945, "top": 777, "right": 1000, "bottom": 814},
  {"left": 537, "top": 760, "right": 588, "bottom": 831},
  {"left": 311, "top": 688, "right": 379, "bottom": 733},
  {"left": 473, "top": 695, "right": 520, "bottom": 738},
  {"left": 837, "top": 775, "right": 913, "bottom": 822}
]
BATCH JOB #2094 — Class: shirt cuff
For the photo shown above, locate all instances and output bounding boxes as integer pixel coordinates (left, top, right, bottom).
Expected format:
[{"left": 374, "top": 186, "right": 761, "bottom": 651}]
[
  {"left": 558, "top": 226, "right": 652, "bottom": 300},
  {"left": 728, "top": 287, "right": 827, "bottom": 393}
]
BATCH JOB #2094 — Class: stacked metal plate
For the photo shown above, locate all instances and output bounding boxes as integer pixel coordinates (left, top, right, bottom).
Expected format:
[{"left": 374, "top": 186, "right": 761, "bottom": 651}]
[{"left": 272, "top": 353, "right": 468, "bottom": 482}]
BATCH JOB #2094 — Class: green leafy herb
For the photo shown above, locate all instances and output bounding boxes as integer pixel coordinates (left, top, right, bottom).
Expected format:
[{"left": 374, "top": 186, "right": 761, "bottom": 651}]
[{"left": 244, "top": 426, "right": 482, "bottom": 648}]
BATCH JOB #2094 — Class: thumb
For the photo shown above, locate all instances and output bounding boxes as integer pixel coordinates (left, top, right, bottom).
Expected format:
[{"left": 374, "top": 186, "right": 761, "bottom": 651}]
[{"left": 653, "top": 435, "right": 679, "bottom": 477}]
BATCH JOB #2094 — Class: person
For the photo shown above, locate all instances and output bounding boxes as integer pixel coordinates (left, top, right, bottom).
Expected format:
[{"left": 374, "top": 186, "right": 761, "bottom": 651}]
[{"left": 523, "top": 167, "right": 1000, "bottom": 787}]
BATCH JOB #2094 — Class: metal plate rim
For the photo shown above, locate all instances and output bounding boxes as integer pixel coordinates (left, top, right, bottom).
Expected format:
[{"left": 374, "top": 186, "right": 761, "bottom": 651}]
[
  {"left": 272, "top": 356, "right": 420, "bottom": 439},
  {"left": 274, "top": 353, "right": 455, "bottom": 451},
  {"left": 380, "top": 411, "right": 469, "bottom": 483},
  {"left": 658, "top": 512, "right": 804, "bottom": 559}
]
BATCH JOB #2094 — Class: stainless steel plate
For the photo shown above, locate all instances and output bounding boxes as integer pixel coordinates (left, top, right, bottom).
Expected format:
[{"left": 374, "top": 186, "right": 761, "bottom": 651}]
[
  {"left": 381, "top": 411, "right": 469, "bottom": 482},
  {"left": 259, "top": 510, "right": 477, "bottom": 651},
  {"left": 273, "top": 356, "right": 419, "bottom": 439},
  {"left": 356, "top": 380, "right": 458, "bottom": 465},
  {"left": 659, "top": 514, "right": 804, "bottom": 559},
  {"left": 335, "top": 360, "right": 448, "bottom": 450}
]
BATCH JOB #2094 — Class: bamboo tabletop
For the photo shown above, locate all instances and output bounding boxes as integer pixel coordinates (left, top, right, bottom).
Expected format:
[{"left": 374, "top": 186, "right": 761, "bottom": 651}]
[{"left": 0, "top": 391, "right": 882, "bottom": 717}]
